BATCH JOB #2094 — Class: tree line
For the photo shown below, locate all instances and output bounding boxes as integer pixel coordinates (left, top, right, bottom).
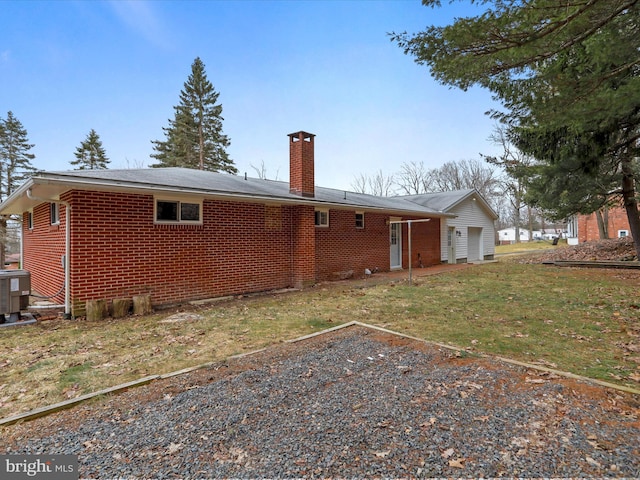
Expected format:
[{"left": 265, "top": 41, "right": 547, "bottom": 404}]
[
  {"left": 349, "top": 126, "right": 547, "bottom": 235},
  {"left": 0, "top": 56, "right": 234, "bottom": 193}
]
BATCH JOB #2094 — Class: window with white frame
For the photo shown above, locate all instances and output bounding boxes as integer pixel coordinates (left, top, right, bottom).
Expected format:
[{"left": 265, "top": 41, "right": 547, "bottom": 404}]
[
  {"left": 27, "top": 211, "right": 33, "bottom": 230},
  {"left": 618, "top": 230, "right": 629, "bottom": 238},
  {"left": 50, "top": 203, "right": 60, "bottom": 225},
  {"left": 314, "top": 209, "right": 329, "bottom": 227},
  {"left": 155, "top": 198, "right": 202, "bottom": 224},
  {"left": 355, "top": 211, "right": 364, "bottom": 229}
]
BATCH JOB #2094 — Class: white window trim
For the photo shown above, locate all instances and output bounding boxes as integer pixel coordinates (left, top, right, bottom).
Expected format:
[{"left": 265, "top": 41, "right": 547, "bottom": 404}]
[
  {"left": 154, "top": 197, "right": 203, "bottom": 225},
  {"left": 618, "top": 229, "right": 629, "bottom": 238},
  {"left": 355, "top": 211, "right": 365, "bottom": 229},
  {"left": 27, "top": 210, "right": 34, "bottom": 230},
  {"left": 315, "top": 209, "right": 329, "bottom": 228}
]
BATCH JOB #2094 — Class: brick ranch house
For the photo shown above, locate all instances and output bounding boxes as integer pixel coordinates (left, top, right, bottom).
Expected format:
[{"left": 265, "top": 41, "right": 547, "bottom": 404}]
[{"left": 0, "top": 131, "right": 464, "bottom": 318}]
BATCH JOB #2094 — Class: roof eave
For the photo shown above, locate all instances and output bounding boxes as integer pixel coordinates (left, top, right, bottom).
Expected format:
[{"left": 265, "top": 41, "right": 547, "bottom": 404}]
[{"left": 0, "top": 175, "right": 452, "bottom": 218}]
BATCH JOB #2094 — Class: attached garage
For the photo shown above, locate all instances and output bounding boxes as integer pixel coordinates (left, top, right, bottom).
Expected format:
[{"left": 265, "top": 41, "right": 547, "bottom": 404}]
[{"left": 398, "top": 190, "right": 498, "bottom": 263}]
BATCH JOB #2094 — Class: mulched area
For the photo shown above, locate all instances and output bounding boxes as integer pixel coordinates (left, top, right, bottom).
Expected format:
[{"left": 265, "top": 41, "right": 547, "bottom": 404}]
[{"left": 2, "top": 324, "right": 639, "bottom": 478}]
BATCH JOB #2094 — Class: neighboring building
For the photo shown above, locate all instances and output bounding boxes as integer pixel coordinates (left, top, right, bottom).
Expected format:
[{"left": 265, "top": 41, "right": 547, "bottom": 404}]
[
  {"left": 4, "top": 253, "right": 20, "bottom": 270},
  {"left": 400, "top": 190, "right": 498, "bottom": 263},
  {"left": 499, "top": 226, "right": 566, "bottom": 244},
  {"left": 532, "top": 229, "right": 565, "bottom": 241},
  {"left": 497, "top": 227, "right": 532, "bottom": 244},
  {"left": 0, "top": 131, "right": 461, "bottom": 317},
  {"left": 575, "top": 207, "right": 634, "bottom": 243}
]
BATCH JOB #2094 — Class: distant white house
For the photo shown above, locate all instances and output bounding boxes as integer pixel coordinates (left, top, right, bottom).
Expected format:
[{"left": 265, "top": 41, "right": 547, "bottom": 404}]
[
  {"left": 400, "top": 189, "right": 499, "bottom": 263},
  {"left": 534, "top": 228, "right": 565, "bottom": 241},
  {"left": 499, "top": 227, "right": 564, "bottom": 244},
  {"left": 498, "top": 227, "right": 531, "bottom": 244}
]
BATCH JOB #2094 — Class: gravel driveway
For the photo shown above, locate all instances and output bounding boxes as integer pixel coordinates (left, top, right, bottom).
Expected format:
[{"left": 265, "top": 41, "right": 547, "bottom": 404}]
[{"left": 2, "top": 324, "right": 639, "bottom": 478}]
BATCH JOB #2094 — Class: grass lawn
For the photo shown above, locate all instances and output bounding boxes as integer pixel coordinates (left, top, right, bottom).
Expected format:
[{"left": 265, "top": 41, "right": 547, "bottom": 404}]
[
  {"left": 1, "top": 261, "right": 639, "bottom": 419},
  {"left": 495, "top": 239, "right": 567, "bottom": 255}
]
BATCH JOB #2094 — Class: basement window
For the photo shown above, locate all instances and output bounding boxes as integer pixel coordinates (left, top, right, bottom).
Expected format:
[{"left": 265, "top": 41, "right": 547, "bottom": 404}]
[
  {"left": 355, "top": 212, "right": 365, "bottom": 229},
  {"left": 155, "top": 198, "right": 202, "bottom": 224},
  {"left": 618, "top": 230, "right": 629, "bottom": 238},
  {"left": 315, "top": 209, "right": 329, "bottom": 227}
]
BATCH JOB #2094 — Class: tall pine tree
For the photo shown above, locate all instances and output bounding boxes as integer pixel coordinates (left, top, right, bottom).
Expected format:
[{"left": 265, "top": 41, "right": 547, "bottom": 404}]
[
  {"left": 0, "top": 111, "right": 38, "bottom": 268},
  {"left": 71, "top": 129, "right": 110, "bottom": 170},
  {"left": 0, "top": 111, "right": 37, "bottom": 201},
  {"left": 151, "top": 57, "right": 236, "bottom": 173}
]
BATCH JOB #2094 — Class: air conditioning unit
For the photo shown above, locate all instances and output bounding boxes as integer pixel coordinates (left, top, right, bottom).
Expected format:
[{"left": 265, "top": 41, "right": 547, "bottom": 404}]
[{"left": 0, "top": 270, "right": 31, "bottom": 323}]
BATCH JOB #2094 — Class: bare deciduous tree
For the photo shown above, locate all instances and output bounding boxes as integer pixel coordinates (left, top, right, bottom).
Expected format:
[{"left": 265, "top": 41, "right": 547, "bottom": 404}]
[
  {"left": 484, "top": 126, "right": 536, "bottom": 243},
  {"left": 426, "top": 159, "right": 500, "bottom": 199},
  {"left": 351, "top": 173, "right": 369, "bottom": 194},
  {"left": 250, "top": 160, "right": 279, "bottom": 180},
  {"left": 395, "top": 161, "right": 428, "bottom": 195},
  {"left": 124, "top": 157, "right": 147, "bottom": 169},
  {"left": 350, "top": 170, "right": 395, "bottom": 196}
]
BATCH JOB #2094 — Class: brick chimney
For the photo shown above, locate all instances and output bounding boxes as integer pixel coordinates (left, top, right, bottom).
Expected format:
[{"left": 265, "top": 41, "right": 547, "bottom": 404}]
[{"left": 288, "top": 131, "right": 315, "bottom": 197}]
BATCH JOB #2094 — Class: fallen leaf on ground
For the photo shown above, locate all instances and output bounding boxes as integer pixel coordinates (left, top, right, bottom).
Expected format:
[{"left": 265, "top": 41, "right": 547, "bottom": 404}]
[
  {"left": 586, "top": 456, "right": 602, "bottom": 468},
  {"left": 373, "top": 451, "right": 391, "bottom": 458},
  {"left": 167, "top": 442, "right": 183, "bottom": 454},
  {"left": 441, "top": 448, "right": 455, "bottom": 459}
]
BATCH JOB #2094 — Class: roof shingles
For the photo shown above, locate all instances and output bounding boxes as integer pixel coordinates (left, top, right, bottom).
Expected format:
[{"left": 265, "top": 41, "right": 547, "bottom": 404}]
[{"left": 15, "top": 168, "right": 451, "bottom": 217}]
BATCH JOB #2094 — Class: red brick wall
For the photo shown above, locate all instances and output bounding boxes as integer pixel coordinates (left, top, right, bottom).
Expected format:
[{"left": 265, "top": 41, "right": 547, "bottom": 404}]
[
  {"left": 24, "top": 191, "right": 297, "bottom": 314},
  {"left": 22, "top": 190, "right": 442, "bottom": 315},
  {"left": 578, "top": 207, "right": 633, "bottom": 242},
  {"left": 315, "top": 211, "right": 441, "bottom": 281},
  {"left": 291, "top": 205, "right": 316, "bottom": 288},
  {"left": 401, "top": 217, "right": 441, "bottom": 269},
  {"left": 22, "top": 201, "right": 68, "bottom": 304}
]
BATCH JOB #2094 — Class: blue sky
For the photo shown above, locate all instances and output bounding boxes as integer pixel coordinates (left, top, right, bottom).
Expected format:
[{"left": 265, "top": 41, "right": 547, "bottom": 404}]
[{"left": 1, "top": 0, "right": 501, "bottom": 191}]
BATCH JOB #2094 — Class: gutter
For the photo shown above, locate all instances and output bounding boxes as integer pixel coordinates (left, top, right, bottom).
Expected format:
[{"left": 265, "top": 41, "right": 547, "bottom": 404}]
[{"left": 26, "top": 188, "right": 72, "bottom": 319}]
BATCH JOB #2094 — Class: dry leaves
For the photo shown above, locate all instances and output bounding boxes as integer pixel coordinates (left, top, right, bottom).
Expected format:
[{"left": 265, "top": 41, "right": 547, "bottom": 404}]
[
  {"left": 448, "top": 458, "right": 466, "bottom": 469},
  {"left": 440, "top": 448, "right": 467, "bottom": 468},
  {"left": 520, "top": 237, "right": 637, "bottom": 263},
  {"left": 441, "top": 448, "right": 455, "bottom": 459},
  {"left": 166, "top": 442, "right": 183, "bottom": 455},
  {"left": 373, "top": 450, "right": 391, "bottom": 458}
]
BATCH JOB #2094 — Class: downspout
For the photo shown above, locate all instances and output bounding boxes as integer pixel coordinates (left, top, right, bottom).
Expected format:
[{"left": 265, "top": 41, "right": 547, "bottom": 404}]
[
  {"left": 26, "top": 189, "right": 72, "bottom": 319},
  {"left": 19, "top": 222, "right": 23, "bottom": 269}
]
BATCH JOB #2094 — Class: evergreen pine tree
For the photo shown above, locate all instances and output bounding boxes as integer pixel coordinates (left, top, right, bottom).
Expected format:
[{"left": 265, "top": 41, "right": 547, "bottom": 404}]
[
  {"left": 0, "top": 111, "right": 37, "bottom": 201},
  {"left": 71, "top": 129, "right": 110, "bottom": 170},
  {"left": 392, "top": 1, "right": 640, "bottom": 257},
  {"left": 0, "top": 111, "right": 38, "bottom": 268},
  {"left": 151, "top": 57, "right": 236, "bottom": 173}
]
